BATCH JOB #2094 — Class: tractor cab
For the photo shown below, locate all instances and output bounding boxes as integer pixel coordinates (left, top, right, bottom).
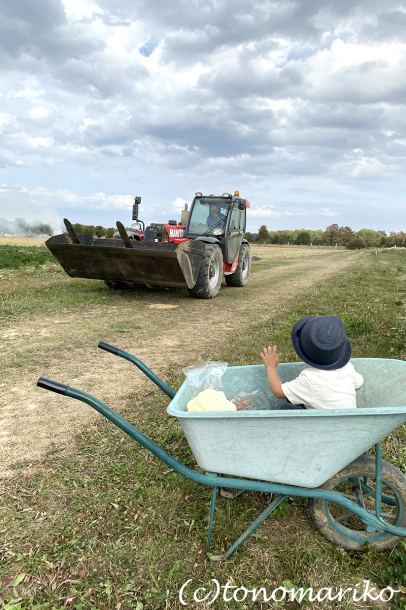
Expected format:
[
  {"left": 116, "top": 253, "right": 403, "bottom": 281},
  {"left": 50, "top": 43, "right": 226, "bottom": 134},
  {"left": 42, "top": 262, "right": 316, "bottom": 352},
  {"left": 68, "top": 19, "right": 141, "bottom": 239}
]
[{"left": 186, "top": 192, "right": 249, "bottom": 264}]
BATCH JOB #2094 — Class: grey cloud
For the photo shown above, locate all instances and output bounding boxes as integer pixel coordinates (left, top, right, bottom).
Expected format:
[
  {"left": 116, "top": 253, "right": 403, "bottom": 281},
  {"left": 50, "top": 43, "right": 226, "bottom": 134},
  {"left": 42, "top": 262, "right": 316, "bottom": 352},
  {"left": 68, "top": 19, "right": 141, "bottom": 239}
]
[
  {"left": 359, "top": 9, "right": 406, "bottom": 42},
  {"left": 1, "top": 0, "right": 66, "bottom": 30},
  {"left": 0, "top": 0, "right": 104, "bottom": 67},
  {"left": 1, "top": 0, "right": 406, "bottom": 231},
  {"left": 97, "top": 0, "right": 406, "bottom": 63}
]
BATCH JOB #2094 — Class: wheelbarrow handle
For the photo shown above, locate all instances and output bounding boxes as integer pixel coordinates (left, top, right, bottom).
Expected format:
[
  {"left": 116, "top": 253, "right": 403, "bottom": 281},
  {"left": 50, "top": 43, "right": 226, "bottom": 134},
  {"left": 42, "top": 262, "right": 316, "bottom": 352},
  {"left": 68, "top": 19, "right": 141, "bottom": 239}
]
[
  {"left": 98, "top": 341, "right": 120, "bottom": 355},
  {"left": 37, "top": 377, "right": 69, "bottom": 395},
  {"left": 97, "top": 341, "right": 176, "bottom": 399}
]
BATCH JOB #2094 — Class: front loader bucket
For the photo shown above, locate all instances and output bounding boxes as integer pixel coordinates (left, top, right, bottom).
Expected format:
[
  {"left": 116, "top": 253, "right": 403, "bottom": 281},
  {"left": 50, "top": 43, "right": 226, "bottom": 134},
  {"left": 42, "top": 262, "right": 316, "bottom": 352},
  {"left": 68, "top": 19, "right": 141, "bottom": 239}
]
[{"left": 45, "top": 234, "right": 205, "bottom": 289}]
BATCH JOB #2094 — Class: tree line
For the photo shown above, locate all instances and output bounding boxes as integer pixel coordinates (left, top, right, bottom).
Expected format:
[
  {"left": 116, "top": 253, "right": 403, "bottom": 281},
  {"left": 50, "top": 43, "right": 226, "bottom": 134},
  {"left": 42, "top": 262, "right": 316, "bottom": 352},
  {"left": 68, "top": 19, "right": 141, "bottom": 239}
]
[
  {"left": 71, "top": 223, "right": 119, "bottom": 238},
  {"left": 245, "top": 224, "right": 403, "bottom": 249}
]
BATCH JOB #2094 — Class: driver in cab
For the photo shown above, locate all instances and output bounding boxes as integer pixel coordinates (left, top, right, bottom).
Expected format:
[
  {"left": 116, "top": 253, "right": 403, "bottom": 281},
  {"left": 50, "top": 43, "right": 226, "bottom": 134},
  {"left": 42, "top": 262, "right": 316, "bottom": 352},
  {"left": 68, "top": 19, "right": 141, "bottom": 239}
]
[{"left": 206, "top": 203, "right": 225, "bottom": 228}]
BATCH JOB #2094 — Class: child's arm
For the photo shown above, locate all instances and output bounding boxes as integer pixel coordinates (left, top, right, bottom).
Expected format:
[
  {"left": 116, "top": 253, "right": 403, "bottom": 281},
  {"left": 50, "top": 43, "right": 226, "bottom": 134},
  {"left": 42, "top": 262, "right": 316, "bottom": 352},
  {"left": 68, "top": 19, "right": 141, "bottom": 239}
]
[{"left": 260, "top": 346, "right": 286, "bottom": 399}]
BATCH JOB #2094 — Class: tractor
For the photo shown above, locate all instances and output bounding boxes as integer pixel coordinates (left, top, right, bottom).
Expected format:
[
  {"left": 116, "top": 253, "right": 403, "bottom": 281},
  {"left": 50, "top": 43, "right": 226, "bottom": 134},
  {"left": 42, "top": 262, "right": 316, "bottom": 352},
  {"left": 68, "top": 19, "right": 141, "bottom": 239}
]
[{"left": 45, "top": 191, "right": 251, "bottom": 299}]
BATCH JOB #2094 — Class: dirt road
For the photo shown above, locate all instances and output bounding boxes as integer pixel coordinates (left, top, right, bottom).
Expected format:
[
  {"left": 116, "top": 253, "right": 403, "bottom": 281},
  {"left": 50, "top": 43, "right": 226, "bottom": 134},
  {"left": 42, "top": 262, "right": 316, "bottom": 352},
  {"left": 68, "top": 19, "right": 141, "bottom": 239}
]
[{"left": 0, "top": 248, "right": 360, "bottom": 477}]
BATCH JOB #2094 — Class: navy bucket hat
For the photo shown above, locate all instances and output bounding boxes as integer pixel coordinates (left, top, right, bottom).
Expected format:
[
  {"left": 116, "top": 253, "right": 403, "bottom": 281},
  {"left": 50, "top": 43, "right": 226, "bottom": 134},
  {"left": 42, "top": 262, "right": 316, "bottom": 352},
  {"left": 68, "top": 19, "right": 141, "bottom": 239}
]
[{"left": 291, "top": 316, "right": 351, "bottom": 370}]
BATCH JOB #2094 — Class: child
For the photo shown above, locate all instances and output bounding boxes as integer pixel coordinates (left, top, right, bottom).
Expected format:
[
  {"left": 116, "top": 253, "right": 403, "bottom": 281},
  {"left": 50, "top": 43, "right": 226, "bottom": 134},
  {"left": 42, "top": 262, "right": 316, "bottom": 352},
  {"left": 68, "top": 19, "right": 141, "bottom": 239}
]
[{"left": 260, "top": 315, "right": 364, "bottom": 410}]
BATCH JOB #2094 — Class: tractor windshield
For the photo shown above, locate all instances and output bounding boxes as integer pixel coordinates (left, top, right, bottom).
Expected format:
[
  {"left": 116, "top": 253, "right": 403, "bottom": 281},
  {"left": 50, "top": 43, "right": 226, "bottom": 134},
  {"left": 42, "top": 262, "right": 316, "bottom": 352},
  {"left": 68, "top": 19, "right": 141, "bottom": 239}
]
[{"left": 188, "top": 198, "right": 231, "bottom": 236}]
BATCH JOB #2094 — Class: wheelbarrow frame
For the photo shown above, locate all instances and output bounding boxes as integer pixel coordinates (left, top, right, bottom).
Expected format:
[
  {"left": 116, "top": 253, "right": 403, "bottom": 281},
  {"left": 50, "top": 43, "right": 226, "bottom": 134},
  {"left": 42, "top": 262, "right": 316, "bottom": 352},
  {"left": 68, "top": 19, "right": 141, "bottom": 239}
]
[{"left": 37, "top": 343, "right": 406, "bottom": 561}]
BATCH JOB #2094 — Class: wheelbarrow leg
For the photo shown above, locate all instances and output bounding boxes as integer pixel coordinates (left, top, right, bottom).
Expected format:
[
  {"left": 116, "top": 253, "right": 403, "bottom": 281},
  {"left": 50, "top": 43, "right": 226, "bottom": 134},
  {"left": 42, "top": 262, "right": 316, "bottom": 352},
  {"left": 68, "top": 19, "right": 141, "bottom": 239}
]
[
  {"left": 207, "top": 483, "right": 218, "bottom": 556},
  {"left": 207, "top": 491, "right": 288, "bottom": 562},
  {"left": 375, "top": 442, "right": 382, "bottom": 520}
]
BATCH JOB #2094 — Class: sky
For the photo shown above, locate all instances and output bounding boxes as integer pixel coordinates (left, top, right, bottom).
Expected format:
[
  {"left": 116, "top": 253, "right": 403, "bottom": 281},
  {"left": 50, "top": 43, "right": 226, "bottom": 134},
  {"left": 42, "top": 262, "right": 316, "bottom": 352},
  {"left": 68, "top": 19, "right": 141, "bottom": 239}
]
[{"left": 0, "top": 0, "right": 405, "bottom": 234}]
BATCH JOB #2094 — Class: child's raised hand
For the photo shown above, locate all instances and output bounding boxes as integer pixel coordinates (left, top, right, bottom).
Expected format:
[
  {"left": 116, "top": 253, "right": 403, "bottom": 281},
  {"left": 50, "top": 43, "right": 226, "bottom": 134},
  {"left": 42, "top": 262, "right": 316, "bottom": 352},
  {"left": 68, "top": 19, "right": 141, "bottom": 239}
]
[{"left": 260, "top": 346, "right": 279, "bottom": 369}]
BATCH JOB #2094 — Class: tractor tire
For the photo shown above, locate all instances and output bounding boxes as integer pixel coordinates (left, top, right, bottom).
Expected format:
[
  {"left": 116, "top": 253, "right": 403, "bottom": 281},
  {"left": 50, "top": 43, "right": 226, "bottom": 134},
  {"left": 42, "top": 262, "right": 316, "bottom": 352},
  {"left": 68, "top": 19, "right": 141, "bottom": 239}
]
[
  {"left": 188, "top": 244, "right": 223, "bottom": 299},
  {"left": 225, "top": 243, "right": 250, "bottom": 287}
]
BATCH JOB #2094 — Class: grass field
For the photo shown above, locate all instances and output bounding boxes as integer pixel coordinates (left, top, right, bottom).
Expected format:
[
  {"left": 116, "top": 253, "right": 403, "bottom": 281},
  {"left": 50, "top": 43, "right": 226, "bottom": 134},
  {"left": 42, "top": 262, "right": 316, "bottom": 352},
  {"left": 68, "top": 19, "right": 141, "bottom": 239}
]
[
  {"left": 0, "top": 237, "right": 47, "bottom": 247},
  {"left": 1, "top": 245, "right": 406, "bottom": 609}
]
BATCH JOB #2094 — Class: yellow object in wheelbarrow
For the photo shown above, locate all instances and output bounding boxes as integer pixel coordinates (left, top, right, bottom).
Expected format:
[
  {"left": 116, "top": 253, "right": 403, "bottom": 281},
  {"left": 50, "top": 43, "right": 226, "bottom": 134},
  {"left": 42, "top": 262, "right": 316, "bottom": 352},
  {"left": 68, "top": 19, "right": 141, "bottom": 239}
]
[{"left": 187, "top": 388, "right": 236, "bottom": 412}]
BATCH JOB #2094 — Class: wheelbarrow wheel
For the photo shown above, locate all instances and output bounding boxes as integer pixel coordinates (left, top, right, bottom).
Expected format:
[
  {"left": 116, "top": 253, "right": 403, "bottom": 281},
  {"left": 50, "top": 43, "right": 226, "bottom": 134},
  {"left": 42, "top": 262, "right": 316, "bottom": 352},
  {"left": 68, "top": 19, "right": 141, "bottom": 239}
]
[{"left": 309, "top": 455, "right": 406, "bottom": 551}]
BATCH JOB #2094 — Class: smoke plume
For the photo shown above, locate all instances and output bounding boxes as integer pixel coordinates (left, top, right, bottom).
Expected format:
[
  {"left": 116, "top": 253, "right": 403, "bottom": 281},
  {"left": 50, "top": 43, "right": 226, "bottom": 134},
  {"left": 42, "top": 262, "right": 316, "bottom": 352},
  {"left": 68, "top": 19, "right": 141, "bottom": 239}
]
[{"left": 0, "top": 217, "right": 53, "bottom": 236}]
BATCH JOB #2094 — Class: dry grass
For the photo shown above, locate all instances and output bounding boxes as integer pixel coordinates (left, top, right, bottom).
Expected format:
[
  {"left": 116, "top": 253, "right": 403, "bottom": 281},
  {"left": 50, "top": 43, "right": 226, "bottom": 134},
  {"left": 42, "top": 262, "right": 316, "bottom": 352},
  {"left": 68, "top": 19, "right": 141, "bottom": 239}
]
[
  {"left": 250, "top": 244, "right": 348, "bottom": 259},
  {"left": 0, "top": 236, "right": 47, "bottom": 246}
]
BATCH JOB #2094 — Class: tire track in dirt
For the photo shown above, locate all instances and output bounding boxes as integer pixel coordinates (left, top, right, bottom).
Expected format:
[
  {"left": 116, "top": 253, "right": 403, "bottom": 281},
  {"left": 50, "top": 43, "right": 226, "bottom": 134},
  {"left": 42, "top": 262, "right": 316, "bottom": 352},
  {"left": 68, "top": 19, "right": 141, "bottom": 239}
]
[{"left": 0, "top": 250, "right": 361, "bottom": 477}]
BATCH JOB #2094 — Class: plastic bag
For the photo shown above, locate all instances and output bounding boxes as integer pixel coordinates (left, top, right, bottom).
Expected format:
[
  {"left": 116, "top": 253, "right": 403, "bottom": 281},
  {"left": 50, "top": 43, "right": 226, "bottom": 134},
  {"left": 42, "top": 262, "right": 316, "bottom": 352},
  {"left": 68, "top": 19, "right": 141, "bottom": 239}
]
[
  {"left": 182, "top": 361, "right": 228, "bottom": 399},
  {"left": 231, "top": 389, "right": 272, "bottom": 411}
]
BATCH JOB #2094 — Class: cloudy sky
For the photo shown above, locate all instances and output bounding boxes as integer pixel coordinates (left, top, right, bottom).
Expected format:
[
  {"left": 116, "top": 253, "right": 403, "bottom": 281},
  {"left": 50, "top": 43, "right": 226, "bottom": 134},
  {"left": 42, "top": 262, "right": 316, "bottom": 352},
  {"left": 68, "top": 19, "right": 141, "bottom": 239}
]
[{"left": 0, "top": 0, "right": 405, "bottom": 234}]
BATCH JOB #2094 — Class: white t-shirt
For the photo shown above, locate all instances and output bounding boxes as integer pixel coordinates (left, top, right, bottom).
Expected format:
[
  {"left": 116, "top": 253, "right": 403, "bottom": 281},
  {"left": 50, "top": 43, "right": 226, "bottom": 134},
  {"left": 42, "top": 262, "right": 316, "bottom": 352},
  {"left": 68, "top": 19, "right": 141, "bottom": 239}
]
[{"left": 281, "top": 362, "right": 364, "bottom": 410}]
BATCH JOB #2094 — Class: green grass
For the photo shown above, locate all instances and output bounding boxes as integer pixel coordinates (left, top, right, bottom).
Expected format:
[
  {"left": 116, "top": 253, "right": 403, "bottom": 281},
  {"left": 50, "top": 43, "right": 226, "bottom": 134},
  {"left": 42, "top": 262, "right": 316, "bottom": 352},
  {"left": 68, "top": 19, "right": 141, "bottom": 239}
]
[
  {"left": 0, "top": 276, "right": 178, "bottom": 324},
  {"left": 249, "top": 259, "right": 291, "bottom": 274},
  {"left": 0, "top": 259, "right": 291, "bottom": 323},
  {"left": 3, "top": 251, "right": 406, "bottom": 609},
  {"left": 0, "top": 246, "right": 55, "bottom": 270}
]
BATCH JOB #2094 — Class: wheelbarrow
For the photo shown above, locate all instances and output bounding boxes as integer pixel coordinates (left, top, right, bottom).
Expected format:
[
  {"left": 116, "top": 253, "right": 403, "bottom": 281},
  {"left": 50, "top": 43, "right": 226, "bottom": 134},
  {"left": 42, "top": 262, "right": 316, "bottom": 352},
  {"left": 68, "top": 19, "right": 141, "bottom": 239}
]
[{"left": 37, "top": 343, "right": 406, "bottom": 560}]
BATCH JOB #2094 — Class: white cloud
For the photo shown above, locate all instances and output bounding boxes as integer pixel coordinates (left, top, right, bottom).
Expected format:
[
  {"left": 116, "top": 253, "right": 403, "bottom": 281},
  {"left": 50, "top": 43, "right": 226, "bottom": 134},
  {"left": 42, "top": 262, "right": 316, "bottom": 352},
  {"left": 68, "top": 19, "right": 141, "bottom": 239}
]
[
  {"left": 318, "top": 207, "right": 335, "bottom": 216},
  {"left": 171, "top": 196, "right": 189, "bottom": 211},
  {"left": 61, "top": 0, "right": 103, "bottom": 20},
  {"left": 351, "top": 157, "right": 391, "bottom": 179},
  {"left": 27, "top": 137, "right": 54, "bottom": 148},
  {"left": 249, "top": 206, "right": 281, "bottom": 218}
]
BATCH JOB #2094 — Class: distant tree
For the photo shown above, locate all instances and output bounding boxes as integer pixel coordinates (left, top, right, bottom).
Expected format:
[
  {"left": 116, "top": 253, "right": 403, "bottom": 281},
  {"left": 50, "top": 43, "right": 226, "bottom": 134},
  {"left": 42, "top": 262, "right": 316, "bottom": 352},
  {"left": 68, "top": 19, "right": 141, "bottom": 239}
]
[
  {"left": 244, "top": 232, "right": 256, "bottom": 243},
  {"left": 322, "top": 224, "right": 340, "bottom": 245},
  {"left": 279, "top": 230, "right": 293, "bottom": 245},
  {"left": 257, "top": 225, "right": 270, "bottom": 243},
  {"left": 346, "top": 237, "right": 366, "bottom": 250},
  {"left": 296, "top": 231, "right": 311, "bottom": 245},
  {"left": 270, "top": 230, "right": 293, "bottom": 244},
  {"left": 379, "top": 235, "right": 388, "bottom": 247},
  {"left": 322, "top": 224, "right": 354, "bottom": 246},
  {"left": 73, "top": 223, "right": 84, "bottom": 234},
  {"left": 337, "top": 226, "right": 354, "bottom": 245},
  {"left": 387, "top": 231, "right": 406, "bottom": 247},
  {"left": 95, "top": 225, "right": 106, "bottom": 238},
  {"left": 355, "top": 228, "right": 382, "bottom": 247},
  {"left": 106, "top": 228, "right": 115, "bottom": 238},
  {"left": 309, "top": 229, "right": 324, "bottom": 245},
  {"left": 83, "top": 225, "right": 95, "bottom": 236},
  {"left": 291, "top": 229, "right": 300, "bottom": 242}
]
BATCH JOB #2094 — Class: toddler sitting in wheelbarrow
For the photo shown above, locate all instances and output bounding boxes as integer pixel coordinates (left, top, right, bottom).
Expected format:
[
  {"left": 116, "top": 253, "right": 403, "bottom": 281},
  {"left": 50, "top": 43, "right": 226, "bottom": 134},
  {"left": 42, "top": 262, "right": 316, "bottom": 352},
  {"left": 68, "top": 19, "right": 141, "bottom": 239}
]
[{"left": 261, "top": 315, "right": 364, "bottom": 410}]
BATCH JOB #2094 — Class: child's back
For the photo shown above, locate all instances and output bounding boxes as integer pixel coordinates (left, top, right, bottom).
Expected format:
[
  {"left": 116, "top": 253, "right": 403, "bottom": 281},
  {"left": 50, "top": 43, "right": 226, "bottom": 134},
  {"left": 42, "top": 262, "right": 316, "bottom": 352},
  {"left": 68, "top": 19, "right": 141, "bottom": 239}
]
[
  {"left": 261, "top": 316, "right": 364, "bottom": 410},
  {"left": 282, "top": 361, "right": 364, "bottom": 410}
]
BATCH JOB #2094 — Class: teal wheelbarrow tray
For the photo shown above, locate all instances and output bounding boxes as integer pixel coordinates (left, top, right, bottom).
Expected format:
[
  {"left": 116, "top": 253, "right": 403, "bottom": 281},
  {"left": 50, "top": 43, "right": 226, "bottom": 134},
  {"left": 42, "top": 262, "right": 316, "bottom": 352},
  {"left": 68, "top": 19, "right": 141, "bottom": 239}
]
[{"left": 37, "top": 343, "right": 406, "bottom": 560}]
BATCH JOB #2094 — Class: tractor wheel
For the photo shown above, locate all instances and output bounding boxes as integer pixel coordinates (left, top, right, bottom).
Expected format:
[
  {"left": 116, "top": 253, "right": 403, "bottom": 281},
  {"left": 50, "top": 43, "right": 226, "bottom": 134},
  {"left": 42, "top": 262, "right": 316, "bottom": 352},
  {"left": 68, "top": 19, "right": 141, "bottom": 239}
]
[
  {"left": 188, "top": 244, "right": 223, "bottom": 299},
  {"left": 225, "top": 244, "right": 250, "bottom": 287},
  {"left": 309, "top": 455, "right": 406, "bottom": 551}
]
